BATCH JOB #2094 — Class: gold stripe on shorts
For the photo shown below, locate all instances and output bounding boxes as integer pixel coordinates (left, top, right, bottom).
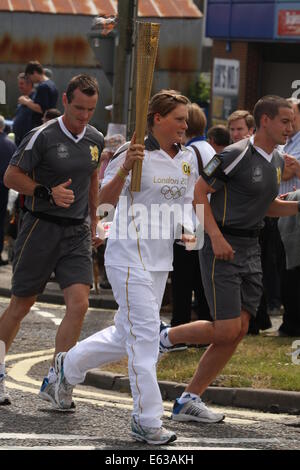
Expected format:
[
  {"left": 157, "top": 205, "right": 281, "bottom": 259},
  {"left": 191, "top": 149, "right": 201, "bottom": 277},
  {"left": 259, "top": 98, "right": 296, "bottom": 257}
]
[
  {"left": 211, "top": 256, "right": 217, "bottom": 321},
  {"left": 14, "top": 218, "right": 39, "bottom": 271},
  {"left": 222, "top": 184, "right": 227, "bottom": 227}
]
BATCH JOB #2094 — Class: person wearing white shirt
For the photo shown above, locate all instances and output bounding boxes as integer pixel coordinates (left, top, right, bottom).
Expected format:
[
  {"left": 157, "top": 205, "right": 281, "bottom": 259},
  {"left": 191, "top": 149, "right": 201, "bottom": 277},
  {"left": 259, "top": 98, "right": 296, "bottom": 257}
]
[
  {"left": 51, "top": 90, "right": 203, "bottom": 445},
  {"left": 279, "top": 98, "right": 300, "bottom": 194},
  {"left": 278, "top": 98, "right": 300, "bottom": 336}
]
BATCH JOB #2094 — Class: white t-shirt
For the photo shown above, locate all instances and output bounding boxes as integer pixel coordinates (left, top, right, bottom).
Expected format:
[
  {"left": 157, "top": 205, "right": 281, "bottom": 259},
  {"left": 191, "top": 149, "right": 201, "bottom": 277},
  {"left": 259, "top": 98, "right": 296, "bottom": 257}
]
[
  {"left": 187, "top": 140, "right": 216, "bottom": 208},
  {"left": 186, "top": 140, "right": 216, "bottom": 176},
  {"left": 102, "top": 146, "right": 197, "bottom": 271}
]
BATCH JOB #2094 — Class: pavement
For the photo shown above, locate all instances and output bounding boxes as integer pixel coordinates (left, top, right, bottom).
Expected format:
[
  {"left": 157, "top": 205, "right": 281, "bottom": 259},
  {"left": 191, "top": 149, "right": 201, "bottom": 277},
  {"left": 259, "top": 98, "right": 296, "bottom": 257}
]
[{"left": 1, "top": 262, "right": 299, "bottom": 415}]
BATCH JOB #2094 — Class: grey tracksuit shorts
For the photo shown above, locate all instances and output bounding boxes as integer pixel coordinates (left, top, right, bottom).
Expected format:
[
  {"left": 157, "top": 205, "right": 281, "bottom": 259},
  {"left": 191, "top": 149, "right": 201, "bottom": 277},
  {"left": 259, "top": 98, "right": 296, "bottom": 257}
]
[{"left": 12, "top": 212, "right": 93, "bottom": 297}]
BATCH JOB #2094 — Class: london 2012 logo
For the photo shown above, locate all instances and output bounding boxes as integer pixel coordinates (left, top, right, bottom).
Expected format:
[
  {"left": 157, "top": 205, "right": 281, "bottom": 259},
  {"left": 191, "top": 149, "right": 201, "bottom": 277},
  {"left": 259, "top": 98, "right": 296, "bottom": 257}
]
[{"left": 161, "top": 185, "right": 186, "bottom": 200}]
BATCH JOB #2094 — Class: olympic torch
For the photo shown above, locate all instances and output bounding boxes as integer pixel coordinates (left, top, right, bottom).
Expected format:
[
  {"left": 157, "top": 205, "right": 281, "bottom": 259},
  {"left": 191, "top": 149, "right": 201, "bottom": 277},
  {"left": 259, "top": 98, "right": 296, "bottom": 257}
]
[{"left": 130, "top": 21, "right": 160, "bottom": 192}]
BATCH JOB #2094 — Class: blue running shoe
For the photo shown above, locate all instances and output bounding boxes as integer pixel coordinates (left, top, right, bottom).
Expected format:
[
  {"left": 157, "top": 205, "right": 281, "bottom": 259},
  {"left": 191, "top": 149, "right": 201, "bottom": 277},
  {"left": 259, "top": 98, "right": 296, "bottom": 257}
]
[{"left": 38, "top": 377, "right": 57, "bottom": 406}]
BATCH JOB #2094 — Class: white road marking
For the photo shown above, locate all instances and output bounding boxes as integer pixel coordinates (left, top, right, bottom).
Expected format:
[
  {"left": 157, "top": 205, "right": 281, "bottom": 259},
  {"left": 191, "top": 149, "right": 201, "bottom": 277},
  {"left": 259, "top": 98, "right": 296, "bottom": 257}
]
[
  {"left": 34, "top": 311, "right": 55, "bottom": 318},
  {"left": 5, "top": 379, "right": 134, "bottom": 410},
  {"left": 30, "top": 303, "right": 114, "bottom": 326},
  {"left": 0, "top": 433, "right": 102, "bottom": 440},
  {"left": 0, "top": 433, "right": 262, "bottom": 451},
  {"left": 164, "top": 446, "right": 253, "bottom": 450},
  {"left": 6, "top": 354, "right": 221, "bottom": 417},
  {"left": 177, "top": 437, "right": 279, "bottom": 444},
  {"left": 6, "top": 349, "right": 55, "bottom": 361},
  {"left": 0, "top": 446, "right": 253, "bottom": 451},
  {"left": 7, "top": 354, "right": 133, "bottom": 404},
  {"left": 0, "top": 446, "right": 97, "bottom": 450},
  {"left": 33, "top": 310, "right": 62, "bottom": 326}
]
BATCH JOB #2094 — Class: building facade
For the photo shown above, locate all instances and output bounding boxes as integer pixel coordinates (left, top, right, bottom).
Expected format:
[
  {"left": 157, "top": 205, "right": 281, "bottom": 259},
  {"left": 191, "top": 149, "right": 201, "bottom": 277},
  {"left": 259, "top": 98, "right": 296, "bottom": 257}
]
[
  {"left": 0, "top": 0, "right": 203, "bottom": 132},
  {"left": 206, "top": 1, "right": 300, "bottom": 124}
]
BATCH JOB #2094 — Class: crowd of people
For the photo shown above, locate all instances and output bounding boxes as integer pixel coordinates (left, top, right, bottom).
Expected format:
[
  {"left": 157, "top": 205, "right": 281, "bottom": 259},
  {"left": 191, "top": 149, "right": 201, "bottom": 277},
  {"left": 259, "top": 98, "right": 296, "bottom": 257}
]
[{"left": 0, "top": 62, "right": 300, "bottom": 445}]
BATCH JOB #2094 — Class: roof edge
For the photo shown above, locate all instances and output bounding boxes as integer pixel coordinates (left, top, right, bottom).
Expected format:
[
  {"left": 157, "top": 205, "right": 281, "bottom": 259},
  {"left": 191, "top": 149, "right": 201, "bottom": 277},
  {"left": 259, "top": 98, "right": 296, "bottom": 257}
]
[{"left": 0, "top": 0, "right": 202, "bottom": 18}]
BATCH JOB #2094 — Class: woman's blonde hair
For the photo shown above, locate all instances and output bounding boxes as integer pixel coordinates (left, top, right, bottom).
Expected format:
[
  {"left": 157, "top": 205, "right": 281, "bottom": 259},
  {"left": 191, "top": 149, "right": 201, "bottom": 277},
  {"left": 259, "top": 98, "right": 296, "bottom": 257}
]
[{"left": 185, "top": 103, "right": 207, "bottom": 138}]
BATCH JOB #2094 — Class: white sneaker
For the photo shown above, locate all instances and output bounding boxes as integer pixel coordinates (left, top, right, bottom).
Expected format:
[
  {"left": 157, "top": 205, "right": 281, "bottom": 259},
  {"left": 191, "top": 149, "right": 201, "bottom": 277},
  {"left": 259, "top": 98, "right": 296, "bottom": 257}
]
[
  {"left": 172, "top": 396, "right": 225, "bottom": 423},
  {"left": 38, "top": 377, "right": 57, "bottom": 406},
  {"left": 0, "top": 373, "right": 11, "bottom": 405},
  {"left": 39, "top": 376, "right": 76, "bottom": 409},
  {"left": 131, "top": 416, "right": 177, "bottom": 445},
  {"left": 55, "top": 352, "right": 74, "bottom": 409},
  {"left": 159, "top": 321, "right": 187, "bottom": 355}
]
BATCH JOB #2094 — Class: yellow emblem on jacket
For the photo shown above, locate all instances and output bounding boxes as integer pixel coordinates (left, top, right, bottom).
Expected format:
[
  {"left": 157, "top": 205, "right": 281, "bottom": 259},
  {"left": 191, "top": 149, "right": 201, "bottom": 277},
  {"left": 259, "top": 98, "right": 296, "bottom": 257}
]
[
  {"left": 276, "top": 167, "right": 281, "bottom": 185},
  {"left": 90, "top": 145, "right": 99, "bottom": 162},
  {"left": 182, "top": 162, "right": 191, "bottom": 176}
]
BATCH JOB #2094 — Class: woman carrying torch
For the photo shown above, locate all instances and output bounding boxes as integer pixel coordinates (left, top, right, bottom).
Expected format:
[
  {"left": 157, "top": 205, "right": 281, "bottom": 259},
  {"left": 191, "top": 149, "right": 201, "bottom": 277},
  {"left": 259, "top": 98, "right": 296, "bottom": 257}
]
[{"left": 51, "top": 90, "right": 198, "bottom": 445}]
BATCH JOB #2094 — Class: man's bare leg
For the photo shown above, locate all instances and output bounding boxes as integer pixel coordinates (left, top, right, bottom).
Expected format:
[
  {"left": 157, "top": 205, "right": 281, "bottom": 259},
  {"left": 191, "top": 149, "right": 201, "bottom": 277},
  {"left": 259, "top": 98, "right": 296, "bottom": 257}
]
[
  {"left": 169, "top": 320, "right": 215, "bottom": 346},
  {"left": 0, "top": 295, "right": 36, "bottom": 404},
  {"left": 54, "top": 283, "right": 90, "bottom": 359},
  {"left": 167, "top": 311, "right": 250, "bottom": 423},
  {"left": 38, "top": 284, "right": 90, "bottom": 406},
  {"left": 170, "top": 311, "right": 250, "bottom": 395},
  {"left": 0, "top": 295, "right": 37, "bottom": 352}
]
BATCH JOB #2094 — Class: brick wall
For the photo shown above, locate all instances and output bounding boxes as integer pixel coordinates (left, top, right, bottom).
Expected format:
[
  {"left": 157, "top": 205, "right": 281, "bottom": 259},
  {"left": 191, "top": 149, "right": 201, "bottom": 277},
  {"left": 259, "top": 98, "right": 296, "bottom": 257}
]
[{"left": 245, "top": 43, "right": 262, "bottom": 113}]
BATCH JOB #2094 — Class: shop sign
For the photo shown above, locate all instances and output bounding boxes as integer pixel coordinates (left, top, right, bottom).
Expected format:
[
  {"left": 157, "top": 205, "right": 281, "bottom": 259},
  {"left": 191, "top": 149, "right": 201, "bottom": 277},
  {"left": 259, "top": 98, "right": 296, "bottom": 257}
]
[
  {"left": 212, "top": 58, "right": 240, "bottom": 125},
  {"left": 277, "top": 8, "right": 300, "bottom": 37}
]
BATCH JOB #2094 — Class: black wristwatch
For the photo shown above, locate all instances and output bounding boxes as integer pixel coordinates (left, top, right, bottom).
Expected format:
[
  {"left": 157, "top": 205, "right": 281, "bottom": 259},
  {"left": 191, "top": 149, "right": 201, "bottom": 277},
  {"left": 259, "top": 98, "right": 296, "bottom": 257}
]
[
  {"left": 34, "top": 185, "right": 54, "bottom": 204},
  {"left": 298, "top": 201, "right": 300, "bottom": 212}
]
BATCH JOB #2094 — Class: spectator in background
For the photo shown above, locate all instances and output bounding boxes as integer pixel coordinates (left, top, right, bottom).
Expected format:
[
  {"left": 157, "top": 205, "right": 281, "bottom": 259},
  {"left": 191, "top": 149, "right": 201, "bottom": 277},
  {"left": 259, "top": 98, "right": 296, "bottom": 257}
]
[
  {"left": 258, "top": 99, "right": 300, "bottom": 323},
  {"left": 0, "top": 115, "right": 17, "bottom": 267},
  {"left": 97, "top": 133, "right": 126, "bottom": 290},
  {"left": 207, "top": 124, "right": 230, "bottom": 153},
  {"left": 279, "top": 98, "right": 300, "bottom": 194},
  {"left": 44, "top": 68, "right": 53, "bottom": 80},
  {"left": 13, "top": 73, "right": 35, "bottom": 146},
  {"left": 170, "top": 103, "right": 213, "bottom": 332},
  {"left": 278, "top": 189, "right": 300, "bottom": 337},
  {"left": 99, "top": 134, "right": 126, "bottom": 186},
  {"left": 19, "top": 61, "right": 58, "bottom": 128},
  {"left": 228, "top": 110, "right": 255, "bottom": 143},
  {"left": 276, "top": 98, "right": 300, "bottom": 336},
  {"left": 42, "top": 108, "right": 61, "bottom": 123}
]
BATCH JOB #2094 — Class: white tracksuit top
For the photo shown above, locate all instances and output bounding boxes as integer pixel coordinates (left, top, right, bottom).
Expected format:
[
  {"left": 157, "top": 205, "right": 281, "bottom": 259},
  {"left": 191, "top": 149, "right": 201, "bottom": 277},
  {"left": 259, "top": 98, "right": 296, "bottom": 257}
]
[{"left": 102, "top": 143, "right": 198, "bottom": 271}]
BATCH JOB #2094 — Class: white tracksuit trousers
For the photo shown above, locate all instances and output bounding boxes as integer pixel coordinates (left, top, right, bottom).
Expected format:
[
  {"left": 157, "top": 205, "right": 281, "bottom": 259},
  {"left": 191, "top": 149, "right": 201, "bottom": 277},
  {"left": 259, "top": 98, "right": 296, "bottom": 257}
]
[{"left": 64, "top": 266, "right": 169, "bottom": 428}]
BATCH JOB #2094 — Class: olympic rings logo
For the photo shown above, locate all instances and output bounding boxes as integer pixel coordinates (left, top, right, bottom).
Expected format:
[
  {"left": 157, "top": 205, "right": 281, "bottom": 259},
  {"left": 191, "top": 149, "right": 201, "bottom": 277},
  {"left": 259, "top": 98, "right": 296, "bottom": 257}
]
[{"left": 161, "top": 185, "right": 186, "bottom": 200}]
